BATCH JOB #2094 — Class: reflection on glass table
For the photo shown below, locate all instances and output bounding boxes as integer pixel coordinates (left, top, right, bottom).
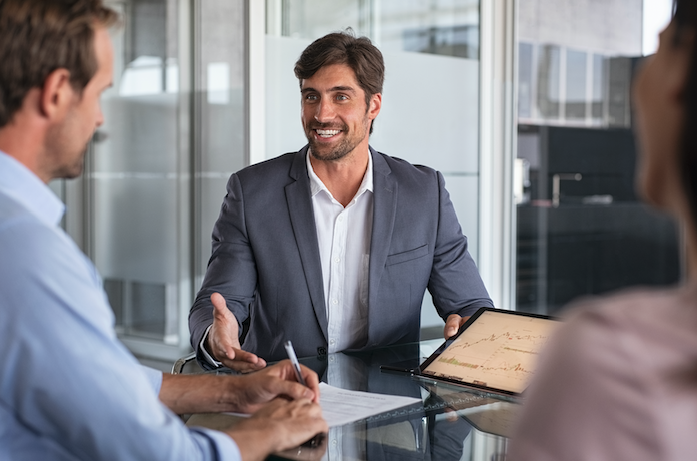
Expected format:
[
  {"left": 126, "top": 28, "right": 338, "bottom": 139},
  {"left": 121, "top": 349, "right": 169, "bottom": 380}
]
[{"left": 185, "top": 340, "right": 516, "bottom": 461}]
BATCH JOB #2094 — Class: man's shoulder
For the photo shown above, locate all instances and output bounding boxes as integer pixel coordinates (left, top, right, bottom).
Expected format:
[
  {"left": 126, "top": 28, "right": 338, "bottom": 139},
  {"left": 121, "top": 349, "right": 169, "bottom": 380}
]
[
  {"left": 0, "top": 190, "right": 39, "bottom": 233},
  {"left": 373, "top": 149, "right": 436, "bottom": 171},
  {"left": 236, "top": 150, "right": 303, "bottom": 178},
  {"left": 0, "top": 191, "right": 80, "bottom": 289},
  {"left": 371, "top": 149, "right": 440, "bottom": 185}
]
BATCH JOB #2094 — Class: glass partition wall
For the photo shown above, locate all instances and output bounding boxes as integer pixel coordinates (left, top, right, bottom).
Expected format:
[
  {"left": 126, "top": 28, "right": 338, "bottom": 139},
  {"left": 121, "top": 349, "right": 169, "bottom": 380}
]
[
  {"left": 514, "top": 0, "right": 680, "bottom": 316},
  {"left": 56, "top": 0, "right": 248, "bottom": 360}
]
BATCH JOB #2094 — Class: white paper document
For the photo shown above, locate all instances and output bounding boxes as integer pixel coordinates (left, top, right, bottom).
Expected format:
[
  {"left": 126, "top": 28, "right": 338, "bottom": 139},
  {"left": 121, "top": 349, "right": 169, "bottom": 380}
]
[{"left": 318, "top": 382, "right": 421, "bottom": 427}]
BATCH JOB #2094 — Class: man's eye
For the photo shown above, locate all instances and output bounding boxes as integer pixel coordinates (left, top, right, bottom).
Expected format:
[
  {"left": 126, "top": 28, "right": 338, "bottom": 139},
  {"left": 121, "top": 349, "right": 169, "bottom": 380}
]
[
  {"left": 304, "top": 94, "right": 318, "bottom": 101},
  {"left": 336, "top": 95, "right": 348, "bottom": 101}
]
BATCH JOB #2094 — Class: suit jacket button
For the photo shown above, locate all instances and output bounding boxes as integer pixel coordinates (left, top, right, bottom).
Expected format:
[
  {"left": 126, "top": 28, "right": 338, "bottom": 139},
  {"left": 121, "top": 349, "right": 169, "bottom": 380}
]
[{"left": 317, "top": 347, "right": 327, "bottom": 356}]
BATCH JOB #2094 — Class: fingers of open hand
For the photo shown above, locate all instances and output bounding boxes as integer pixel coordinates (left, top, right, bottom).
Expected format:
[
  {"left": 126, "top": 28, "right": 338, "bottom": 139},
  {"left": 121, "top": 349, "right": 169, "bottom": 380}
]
[
  {"left": 209, "top": 328, "right": 238, "bottom": 362},
  {"left": 207, "top": 294, "right": 266, "bottom": 371},
  {"left": 223, "top": 354, "right": 267, "bottom": 373},
  {"left": 211, "top": 293, "right": 238, "bottom": 334},
  {"left": 209, "top": 335, "right": 266, "bottom": 372}
]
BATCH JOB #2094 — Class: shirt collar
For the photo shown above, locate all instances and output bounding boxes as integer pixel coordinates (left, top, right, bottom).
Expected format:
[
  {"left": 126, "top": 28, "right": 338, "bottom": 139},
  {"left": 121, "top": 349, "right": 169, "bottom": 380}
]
[
  {"left": 0, "top": 150, "right": 65, "bottom": 226},
  {"left": 306, "top": 149, "right": 374, "bottom": 203}
]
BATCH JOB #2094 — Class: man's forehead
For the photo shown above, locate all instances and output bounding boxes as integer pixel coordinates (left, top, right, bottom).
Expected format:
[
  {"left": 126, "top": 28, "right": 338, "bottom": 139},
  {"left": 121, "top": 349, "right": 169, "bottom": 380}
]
[
  {"left": 92, "top": 27, "right": 114, "bottom": 85},
  {"left": 300, "top": 63, "right": 360, "bottom": 90}
]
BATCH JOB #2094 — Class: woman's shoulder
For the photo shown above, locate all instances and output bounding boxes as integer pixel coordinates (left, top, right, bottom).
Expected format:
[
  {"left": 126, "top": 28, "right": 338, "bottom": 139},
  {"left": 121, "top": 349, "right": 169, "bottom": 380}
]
[
  {"left": 538, "top": 285, "right": 697, "bottom": 396},
  {"left": 559, "top": 285, "right": 697, "bottom": 344},
  {"left": 513, "top": 285, "right": 697, "bottom": 460}
]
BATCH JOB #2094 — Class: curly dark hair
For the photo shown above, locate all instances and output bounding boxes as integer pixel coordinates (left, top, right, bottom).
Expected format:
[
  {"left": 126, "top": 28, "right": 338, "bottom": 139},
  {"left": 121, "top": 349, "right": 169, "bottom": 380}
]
[{"left": 673, "top": 0, "right": 697, "bottom": 226}]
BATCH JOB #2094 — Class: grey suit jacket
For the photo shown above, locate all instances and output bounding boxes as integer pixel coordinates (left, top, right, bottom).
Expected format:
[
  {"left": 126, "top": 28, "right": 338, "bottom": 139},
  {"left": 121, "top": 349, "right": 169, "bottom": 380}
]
[{"left": 189, "top": 146, "right": 493, "bottom": 363}]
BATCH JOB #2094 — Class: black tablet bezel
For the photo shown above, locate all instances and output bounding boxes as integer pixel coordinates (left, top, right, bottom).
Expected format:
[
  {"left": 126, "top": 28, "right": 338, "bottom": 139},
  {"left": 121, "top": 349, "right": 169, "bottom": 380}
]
[{"left": 415, "top": 307, "right": 557, "bottom": 397}]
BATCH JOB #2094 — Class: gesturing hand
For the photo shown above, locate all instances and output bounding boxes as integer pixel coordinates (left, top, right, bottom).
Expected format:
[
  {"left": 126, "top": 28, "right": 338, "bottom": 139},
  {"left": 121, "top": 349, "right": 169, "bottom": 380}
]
[{"left": 207, "top": 292, "right": 266, "bottom": 372}]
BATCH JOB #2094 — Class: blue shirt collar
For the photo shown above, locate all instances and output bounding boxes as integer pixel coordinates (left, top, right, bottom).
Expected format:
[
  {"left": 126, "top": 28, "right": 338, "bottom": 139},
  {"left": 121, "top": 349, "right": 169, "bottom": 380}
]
[{"left": 0, "top": 150, "right": 65, "bottom": 227}]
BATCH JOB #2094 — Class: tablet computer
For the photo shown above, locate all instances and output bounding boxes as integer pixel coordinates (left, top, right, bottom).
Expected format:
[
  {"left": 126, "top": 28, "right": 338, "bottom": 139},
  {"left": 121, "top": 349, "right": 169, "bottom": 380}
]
[{"left": 396, "top": 307, "right": 559, "bottom": 398}]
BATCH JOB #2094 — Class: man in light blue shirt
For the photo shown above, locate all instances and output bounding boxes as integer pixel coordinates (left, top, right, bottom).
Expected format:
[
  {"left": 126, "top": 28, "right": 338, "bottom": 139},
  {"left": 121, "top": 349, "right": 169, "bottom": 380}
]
[{"left": 0, "top": 1, "right": 327, "bottom": 460}]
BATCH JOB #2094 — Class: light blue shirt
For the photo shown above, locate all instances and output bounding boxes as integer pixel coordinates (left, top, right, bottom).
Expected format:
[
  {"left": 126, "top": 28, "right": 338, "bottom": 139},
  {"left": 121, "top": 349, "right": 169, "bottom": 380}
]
[{"left": 0, "top": 151, "right": 240, "bottom": 460}]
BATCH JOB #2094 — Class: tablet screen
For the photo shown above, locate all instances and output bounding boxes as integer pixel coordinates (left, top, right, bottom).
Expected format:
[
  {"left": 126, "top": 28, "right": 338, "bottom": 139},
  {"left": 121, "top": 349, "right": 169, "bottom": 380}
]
[{"left": 420, "top": 309, "right": 558, "bottom": 395}]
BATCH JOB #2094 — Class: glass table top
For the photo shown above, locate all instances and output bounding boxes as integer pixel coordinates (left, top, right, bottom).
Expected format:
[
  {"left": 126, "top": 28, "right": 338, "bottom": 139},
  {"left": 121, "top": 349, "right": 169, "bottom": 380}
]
[{"left": 186, "top": 339, "right": 518, "bottom": 461}]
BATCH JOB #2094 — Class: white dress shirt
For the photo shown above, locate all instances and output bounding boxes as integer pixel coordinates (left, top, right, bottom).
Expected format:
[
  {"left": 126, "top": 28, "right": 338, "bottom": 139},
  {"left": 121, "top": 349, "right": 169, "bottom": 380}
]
[
  {"left": 201, "top": 151, "right": 375, "bottom": 364},
  {"left": 307, "top": 151, "right": 373, "bottom": 353}
]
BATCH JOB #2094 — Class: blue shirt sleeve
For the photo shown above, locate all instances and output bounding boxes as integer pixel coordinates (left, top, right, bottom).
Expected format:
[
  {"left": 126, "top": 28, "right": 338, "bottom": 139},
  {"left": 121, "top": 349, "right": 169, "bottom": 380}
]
[
  {"left": 0, "top": 213, "right": 241, "bottom": 460},
  {"left": 142, "top": 365, "right": 165, "bottom": 393}
]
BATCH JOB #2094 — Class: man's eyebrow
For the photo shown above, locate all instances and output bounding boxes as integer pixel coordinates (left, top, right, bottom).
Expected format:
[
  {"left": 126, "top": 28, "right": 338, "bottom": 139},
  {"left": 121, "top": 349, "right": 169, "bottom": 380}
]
[
  {"left": 301, "top": 85, "right": 356, "bottom": 94},
  {"left": 329, "top": 85, "right": 356, "bottom": 93}
]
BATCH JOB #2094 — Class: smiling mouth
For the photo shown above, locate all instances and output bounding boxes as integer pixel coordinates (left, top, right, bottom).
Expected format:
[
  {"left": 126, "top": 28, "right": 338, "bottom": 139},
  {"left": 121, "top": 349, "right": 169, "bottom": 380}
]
[{"left": 315, "top": 129, "right": 341, "bottom": 138}]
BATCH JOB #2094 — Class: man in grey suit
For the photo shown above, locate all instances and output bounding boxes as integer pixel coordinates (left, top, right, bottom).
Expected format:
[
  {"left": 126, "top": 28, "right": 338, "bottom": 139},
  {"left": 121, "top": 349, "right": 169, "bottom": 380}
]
[{"left": 189, "top": 31, "right": 493, "bottom": 371}]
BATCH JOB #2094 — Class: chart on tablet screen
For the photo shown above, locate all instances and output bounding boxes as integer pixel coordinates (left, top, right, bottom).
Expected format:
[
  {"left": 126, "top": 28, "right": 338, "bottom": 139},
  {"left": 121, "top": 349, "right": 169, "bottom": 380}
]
[{"left": 422, "top": 311, "right": 557, "bottom": 393}]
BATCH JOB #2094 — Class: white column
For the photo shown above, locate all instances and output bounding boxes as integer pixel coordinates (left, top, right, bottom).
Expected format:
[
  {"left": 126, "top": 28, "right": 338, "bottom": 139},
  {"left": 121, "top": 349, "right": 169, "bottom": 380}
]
[
  {"left": 478, "top": 0, "right": 517, "bottom": 311},
  {"left": 247, "top": 0, "right": 266, "bottom": 165}
]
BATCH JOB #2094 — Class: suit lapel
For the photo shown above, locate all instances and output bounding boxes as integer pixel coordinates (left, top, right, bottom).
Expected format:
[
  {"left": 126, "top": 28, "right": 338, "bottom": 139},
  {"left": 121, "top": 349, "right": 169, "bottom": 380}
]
[
  {"left": 368, "top": 148, "right": 397, "bottom": 340},
  {"left": 286, "top": 147, "right": 328, "bottom": 340}
]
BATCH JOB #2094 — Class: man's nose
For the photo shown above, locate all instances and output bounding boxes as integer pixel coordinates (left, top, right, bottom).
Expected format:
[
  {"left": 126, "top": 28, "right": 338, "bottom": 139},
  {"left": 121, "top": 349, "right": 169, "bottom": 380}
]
[
  {"left": 95, "top": 105, "right": 105, "bottom": 128},
  {"left": 314, "top": 99, "right": 335, "bottom": 123}
]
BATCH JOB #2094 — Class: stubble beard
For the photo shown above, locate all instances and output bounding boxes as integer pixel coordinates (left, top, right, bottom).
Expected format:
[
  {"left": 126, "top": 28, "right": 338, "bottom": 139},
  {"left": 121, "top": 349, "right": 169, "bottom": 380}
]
[
  {"left": 55, "top": 147, "right": 88, "bottom": 179},
  {"left": 306, "top": 112, "right": 371, "bottom": 162},
  {"left": 46, "top": 113, "right": 90, "bottom": 180},
  {"left": 307, "top": 123, "right": 353, "bottom": 161}
]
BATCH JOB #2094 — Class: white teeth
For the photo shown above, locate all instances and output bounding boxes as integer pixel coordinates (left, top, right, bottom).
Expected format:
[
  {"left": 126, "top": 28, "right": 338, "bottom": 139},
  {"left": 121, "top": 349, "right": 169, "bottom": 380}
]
[{"left": 316, "top": 129, "right": 340, "bottom": 137}]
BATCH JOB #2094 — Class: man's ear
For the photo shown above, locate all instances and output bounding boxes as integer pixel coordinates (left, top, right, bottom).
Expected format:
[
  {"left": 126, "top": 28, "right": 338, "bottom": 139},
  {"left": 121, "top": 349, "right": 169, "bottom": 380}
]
[
  {"left": 39, "top": 68, "right": 74, "bottom": 121},
  {"left": 368, "top": 92, "right": 382, "bottom": 120}
]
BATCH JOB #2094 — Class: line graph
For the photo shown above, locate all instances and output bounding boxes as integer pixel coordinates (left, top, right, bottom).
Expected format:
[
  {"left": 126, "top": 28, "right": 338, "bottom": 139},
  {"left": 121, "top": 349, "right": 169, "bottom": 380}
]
[{"left": 422, "top": 311, "right": 558, "bottom": 393}]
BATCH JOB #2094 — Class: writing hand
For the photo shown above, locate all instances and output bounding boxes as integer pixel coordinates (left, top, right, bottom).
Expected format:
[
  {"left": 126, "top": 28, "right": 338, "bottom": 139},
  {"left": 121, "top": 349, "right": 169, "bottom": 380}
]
[
  {"left": 226, "top": 398, "right": 328, "bottom": 461},
  {"left": 208, "top": 292, "right": 266, "bottom": 372},
  {"left": 159, "top": 359, "right": 321, "bottom": 415},
  {"left": 231, "top": 360, "right": 321, "bottom": 414},
  {"left": 444, "top": 314, "right": 470, "bottom": 339}
]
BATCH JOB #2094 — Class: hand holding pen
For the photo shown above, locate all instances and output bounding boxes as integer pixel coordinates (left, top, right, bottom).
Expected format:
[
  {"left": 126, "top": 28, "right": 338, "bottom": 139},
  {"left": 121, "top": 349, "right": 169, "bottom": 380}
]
[
  {"left": 284, "top": 340, "right": 307, "bottom": 386},
  {"left": 284, "top": 340, "right": 326, "bottom": 402},
  {"left": 281, "top": 340, "right": 321, "bottom": 403},
  {"left": 284, "top": 340, "right": 326, "bottom": 448}
]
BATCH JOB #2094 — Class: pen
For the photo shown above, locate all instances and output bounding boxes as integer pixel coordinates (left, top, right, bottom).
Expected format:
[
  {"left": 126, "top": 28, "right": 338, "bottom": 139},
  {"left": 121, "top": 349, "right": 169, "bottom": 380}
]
[{"left": 284, "top": 340, "right": 307, "bottom": 386}]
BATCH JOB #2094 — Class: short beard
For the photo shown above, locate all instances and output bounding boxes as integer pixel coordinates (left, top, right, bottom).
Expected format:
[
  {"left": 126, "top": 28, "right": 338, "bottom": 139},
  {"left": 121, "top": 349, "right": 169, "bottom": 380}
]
[
  {"left": 307, "top": 125, "right": 354, "bottom": 161},
  {"left": 305, "top": 115, "right": 370, "bottom": 162},
  {"left": 55, "top": 153, "right": 87, "bottom": 179},
  {"left": 50, "top": 144, "right": 88, "bottom": 180}
]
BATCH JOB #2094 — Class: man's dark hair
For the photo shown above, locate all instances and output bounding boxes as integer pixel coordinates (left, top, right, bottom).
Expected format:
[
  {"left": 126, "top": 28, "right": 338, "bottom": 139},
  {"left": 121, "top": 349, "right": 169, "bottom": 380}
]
[
  {"left": 294, "top": 30, "right": 385, "bottom": 134},
  {"left": 0, "top": 0, "right": 119, "bottom": 128},
  {"left": 673, "top": 0, "right": 697, "bottom": 227}
]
